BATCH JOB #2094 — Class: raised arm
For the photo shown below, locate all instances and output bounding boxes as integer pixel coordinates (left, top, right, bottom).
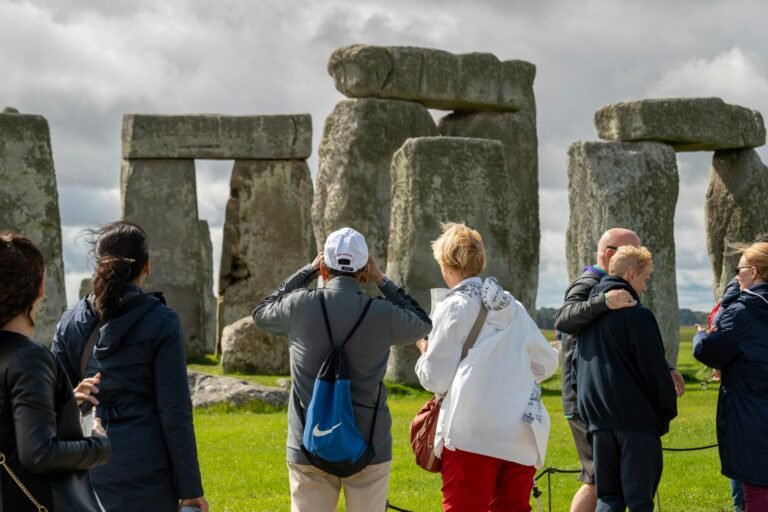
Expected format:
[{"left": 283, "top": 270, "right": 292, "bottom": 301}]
[{"left": 253, "top": 263, "right": 319, "bottom": 335}]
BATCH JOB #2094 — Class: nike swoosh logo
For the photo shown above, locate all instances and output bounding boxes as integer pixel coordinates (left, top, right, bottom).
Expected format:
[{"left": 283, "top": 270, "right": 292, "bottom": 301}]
[{"left": 313, "top": 422, "right": 342, "bottom": 437}]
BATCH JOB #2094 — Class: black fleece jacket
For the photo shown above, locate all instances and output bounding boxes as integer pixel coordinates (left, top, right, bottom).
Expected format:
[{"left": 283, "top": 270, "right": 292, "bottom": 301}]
[{"left": 575, "top": 276, "right": 677, "bottom": 435}]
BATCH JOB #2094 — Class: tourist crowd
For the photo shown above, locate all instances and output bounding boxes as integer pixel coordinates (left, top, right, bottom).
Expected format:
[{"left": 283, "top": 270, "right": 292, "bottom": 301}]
[{"left": 1, "top": 221, "right": 767, "bottom": 512}]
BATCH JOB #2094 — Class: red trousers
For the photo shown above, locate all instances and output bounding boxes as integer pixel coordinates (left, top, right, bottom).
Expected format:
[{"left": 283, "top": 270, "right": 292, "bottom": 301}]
[
  {"left": 745, "top": 482, "right": 768, "bottom": 512},
  {"left": 441, "top": 447, "right": 535, "bottom": 512}
]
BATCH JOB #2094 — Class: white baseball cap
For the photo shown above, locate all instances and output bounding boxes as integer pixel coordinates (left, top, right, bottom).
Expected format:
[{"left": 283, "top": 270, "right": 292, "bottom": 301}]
[{"left": 324, "top": 227, "right": 368, "bottom": 272}]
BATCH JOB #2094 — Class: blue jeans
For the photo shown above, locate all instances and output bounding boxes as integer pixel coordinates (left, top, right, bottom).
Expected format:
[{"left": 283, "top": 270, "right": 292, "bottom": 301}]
[{"left": 732, "top": 478, "right": 744, "bottom": 509}]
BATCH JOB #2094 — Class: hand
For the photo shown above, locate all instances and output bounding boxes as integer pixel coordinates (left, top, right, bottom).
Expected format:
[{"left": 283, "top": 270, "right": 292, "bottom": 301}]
[
  {"left": 711, "top": 369, "right": 721, "bottom": 382},
  {"left": 416, "top": 338, "right": 428, "bottom": 354},
  {"left": 74, "top": 372, "right": 101, "bottom": 408},
  {"left": 179, "top": 496, "right": 209, "bottom": 512},
  {"left": 311, "top": 252, "right": 324, "bottom": 271},
  {"left": 605, "top": 289, "right": 637, "bottom": 310},
  {"left": 670, "top": 369, "right": 685, "bottom": 397},
  {"left": 91, "top": 417, "right": 107, "bottom": 437},
  {"left": 367, "top": 255, "right": 385, "bottom": 286}
]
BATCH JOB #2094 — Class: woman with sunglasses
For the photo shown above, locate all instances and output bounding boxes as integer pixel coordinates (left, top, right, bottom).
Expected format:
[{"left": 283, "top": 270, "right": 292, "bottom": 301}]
[{"left": 695, "top": 241, "right": 768, "bottom": 511}]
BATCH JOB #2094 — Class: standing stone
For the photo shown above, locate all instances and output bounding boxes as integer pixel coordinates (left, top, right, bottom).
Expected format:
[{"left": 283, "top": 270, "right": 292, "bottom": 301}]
[
  {"left": 594, "top": 98, "right": 766, "bottom": 152},
  {"left": 437, "top": 60, "right": 538, "bottom": 312},
  {"left": 199, "top": 220, "right": 217, "bottom": 354},
  {"left": 312, "top": 98, "right": 438, "bottom": 268},
  {"left": 122, "top": 114, "right": 312, "bottom": 160},
  {"left": 328, "top": 45, "right": 530, "bottom": 112},
  {"left": 120, "top": 158, "right": 208, "bottom": 358},
  {"left": 0, "top": 111, "right": 66, "bottom": 345},
  {"left": 706, "top": 149, "right": 768, "bottom": 298},
  {"left": 566, "top": 141, "right": 680, "bottom": 364},
  {"left": 218, "top": 159, "right": 314, "bottom": 367},
  {"left": 386, "top": 137, "right": 510, "bottom": 384}
]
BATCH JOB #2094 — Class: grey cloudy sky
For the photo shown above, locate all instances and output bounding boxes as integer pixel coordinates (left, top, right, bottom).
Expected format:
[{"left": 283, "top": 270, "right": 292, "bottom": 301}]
[{"left": 3, "top": 0, "right": 767, "bottom": 311}]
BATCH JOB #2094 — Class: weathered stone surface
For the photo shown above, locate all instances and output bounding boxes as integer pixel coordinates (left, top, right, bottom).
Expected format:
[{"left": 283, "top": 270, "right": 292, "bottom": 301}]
[
  {"left": 706, "top": 149, "right": 768, "bottom": 298},
  {"left": 386, "top": 137, "right": 513, "bottom": 384},
  {"left": 329, "top": 45, "right": 533, "bottom": 112},
  {"left": 2, "top": 107, "right": 19, "bottom": 113},
  {"left": 220, "top": 316, "right": 290, "bottom": 374},
  {"left": 122, "top": 114, "right": 312, "bottom": 160},
  {"left": 199, "top": 220, "right": 217, "bottom": 354},
  {"left": 0, "top": 112, "right": 66, "bottom": 345},
  {"left": 312, "top": 98, "right": 438, "bottom": 271},
  {"left": 219, "top": 159, "right": 314, "bottom": 346},
  {"left": 79, "top": 278, "right": 92, "bottom": 299},
  {"left": 437, "top": 72, "right": 539, "bottom": 312},
  {"left": 566, "top": 141, "right": 680, "bottom": 364},
  {"left": 595, "top": 98, "right": 766, "bottom": 151},
  {"left": 188, "top": 371, "right": 288, "bottom": 409},
  {"left": 120, "top": 158, "right": 209, "bottom": 358}
]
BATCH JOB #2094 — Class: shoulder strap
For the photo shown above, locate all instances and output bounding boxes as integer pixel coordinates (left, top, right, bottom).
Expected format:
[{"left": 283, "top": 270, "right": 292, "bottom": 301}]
[
  {"left": 319, "top": 293, "right": 373, "bottom": 348},
  {"left": 460, "top": 304, "right": 488, "bottom": 360},
  {"left": 80, "top": 320, "right": 104, "bottom": 381}
]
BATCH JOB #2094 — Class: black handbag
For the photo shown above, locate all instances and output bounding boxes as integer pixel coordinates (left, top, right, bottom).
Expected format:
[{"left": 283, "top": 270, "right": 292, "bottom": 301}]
[{"left": 48, "top": 471, "right": 105, "bottom": 512}]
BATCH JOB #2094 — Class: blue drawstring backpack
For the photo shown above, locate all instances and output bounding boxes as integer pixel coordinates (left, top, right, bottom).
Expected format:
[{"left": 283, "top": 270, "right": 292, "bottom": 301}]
[{"left": 300, "top": 294, "right": 381, "bottom": 477}]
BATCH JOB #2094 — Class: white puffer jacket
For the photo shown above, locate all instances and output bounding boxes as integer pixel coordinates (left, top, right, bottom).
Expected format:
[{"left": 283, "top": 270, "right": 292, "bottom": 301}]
[{"left": 415, "top": 276, "right": 559, "bottom": 467}]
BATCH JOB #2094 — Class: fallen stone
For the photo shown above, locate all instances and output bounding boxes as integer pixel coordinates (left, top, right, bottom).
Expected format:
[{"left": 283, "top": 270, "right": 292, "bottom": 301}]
[
  {"left": 328, "top": 45, "right": 533, "bottom": 112},
  {"left": 122, "top": 114, "right": 312, "bottom": 160},
  {"left": 386, "top": 136, "right": 512, "bottom": 384},
  {"left": 276, "top": 378, "right": 291, "bottom": 391},
  {"left": 594, "top": 97, "right": 766, "bottom": 151},
  {"left": 121, "top": 158, "right": 210, "bottom": 358},
  {"left": 706, "top": 149, "right": 768, "bottom": 298},
  {"left": 566, "top": 141, "right": 680, "bottom": 364},
  {"left": 437, "top": 77, "right": 539, "bottom": 313},
  {"left": 312, "top": 98, "right": 438, "bottom": 271},
  {"left": 219, "top": 159, "right": 314, "bottom": 344},
  {"left": 0, "top": 112, "right": 67, "bottom": 345},
  {"left": 220, "top": 316, "right": 290, "bottom": 375},
  {"left": 187, "top": 371, "right": 288, "bottom": 409}
]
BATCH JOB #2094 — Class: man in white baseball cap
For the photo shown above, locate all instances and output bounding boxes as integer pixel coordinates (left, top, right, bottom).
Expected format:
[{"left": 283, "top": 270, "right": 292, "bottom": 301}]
[
  {"left": 253, "top": 227, "right": 432, "bottom": 512},
  {"left": 323, "top": 227, "right": 369, "bottom": 274}
]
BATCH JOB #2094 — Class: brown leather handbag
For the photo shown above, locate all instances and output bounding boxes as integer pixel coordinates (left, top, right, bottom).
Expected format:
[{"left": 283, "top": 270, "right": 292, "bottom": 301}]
[{"left": 410, "top": 305, "right": 487, "bottom": 472}]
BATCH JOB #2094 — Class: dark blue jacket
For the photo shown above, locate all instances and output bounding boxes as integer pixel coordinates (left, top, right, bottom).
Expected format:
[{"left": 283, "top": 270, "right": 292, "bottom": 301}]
[
  {"left": 694, "top": 282, "right": 768, "bottom": 487},
  {"left": 576, "top": 276, "right": 677, "bottom": 436},
  {"left": 52, "top": 288, "right": 203, "bottom": 511}
]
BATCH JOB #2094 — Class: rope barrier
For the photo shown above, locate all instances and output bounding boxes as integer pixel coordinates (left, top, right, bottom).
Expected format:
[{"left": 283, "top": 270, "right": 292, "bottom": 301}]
[{"left": 662, "top": 443, "right": 718, "bottom": 452}]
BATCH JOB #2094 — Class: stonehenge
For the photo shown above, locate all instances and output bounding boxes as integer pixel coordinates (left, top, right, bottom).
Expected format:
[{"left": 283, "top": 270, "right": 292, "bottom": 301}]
[
  {"left": 4, "top": 45, "right": 768, "bottom": 380},
  {"left": 120, "top": 113, "right": 312, "bottom": 359},
  {"left": 567, "top": 96, "right": 768, "bottom": 365},
  {"left": 0, "top": 108, "right": 67, "bottom": 345}
]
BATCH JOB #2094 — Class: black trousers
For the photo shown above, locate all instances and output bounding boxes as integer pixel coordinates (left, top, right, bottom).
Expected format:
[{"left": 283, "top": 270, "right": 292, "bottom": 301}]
[{"left": 592, "top": 429, "right": 662, "bottom": 512}]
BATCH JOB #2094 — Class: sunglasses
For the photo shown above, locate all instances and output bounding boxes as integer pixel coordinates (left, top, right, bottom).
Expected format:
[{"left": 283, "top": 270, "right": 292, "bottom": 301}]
[{"left": 734, "top": 265, "right": 755, "bottom": 274}]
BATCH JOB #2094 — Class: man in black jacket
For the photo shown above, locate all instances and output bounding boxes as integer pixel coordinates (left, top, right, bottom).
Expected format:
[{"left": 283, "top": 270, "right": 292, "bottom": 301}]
[
  {"left": 555, "top": 227, "right": 641, "bottom": 511},
  {"left": 576, "top": 246, "right": 678, "bottom": 512}
]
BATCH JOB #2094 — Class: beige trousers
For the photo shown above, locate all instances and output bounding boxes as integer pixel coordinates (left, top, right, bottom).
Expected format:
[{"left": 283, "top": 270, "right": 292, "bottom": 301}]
[{"left": 287, "top": 461, "right": 392, "bottom": 512}]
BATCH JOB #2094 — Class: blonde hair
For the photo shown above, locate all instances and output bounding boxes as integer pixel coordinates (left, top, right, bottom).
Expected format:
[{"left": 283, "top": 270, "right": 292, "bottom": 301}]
[
  {"left": 608, "top": 245, "right": 653, "bottom": 277},
  {"left": 741, "top": 242, "right": 768, "bottom": 281},
  {"left": 431, "top": 222, "right": 486, "bottom": 278}
]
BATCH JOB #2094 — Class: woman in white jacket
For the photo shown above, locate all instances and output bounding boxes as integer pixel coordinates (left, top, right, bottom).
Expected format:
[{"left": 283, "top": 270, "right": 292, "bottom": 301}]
[{"left": 415, "top": 223, "right": 559, "bottom": 512}]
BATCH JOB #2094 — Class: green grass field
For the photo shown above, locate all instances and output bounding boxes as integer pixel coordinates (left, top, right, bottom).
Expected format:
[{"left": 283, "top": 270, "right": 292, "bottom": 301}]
[{"left": 191, "top": 327, "right": 733, "bottom": 511}]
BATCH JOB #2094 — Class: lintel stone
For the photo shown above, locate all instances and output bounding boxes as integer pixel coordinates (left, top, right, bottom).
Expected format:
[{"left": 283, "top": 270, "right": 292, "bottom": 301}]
[
  {"left": 122, "top": 113, "right": 312, "bottom": 159},
  {"left": 328, "top": 45, "right": 534, "bottom": 112},
  {"left": 594, "top": 97, "right": 766, "bottom": 151}
]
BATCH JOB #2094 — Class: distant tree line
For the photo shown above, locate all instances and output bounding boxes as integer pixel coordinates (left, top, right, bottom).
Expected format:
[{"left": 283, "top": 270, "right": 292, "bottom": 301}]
[{"left": 535, "top": 307, "right": 708, "bottom": 330}]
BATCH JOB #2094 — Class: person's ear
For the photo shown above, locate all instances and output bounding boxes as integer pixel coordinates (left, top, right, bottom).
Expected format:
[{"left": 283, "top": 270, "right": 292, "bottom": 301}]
[{"left": 144, "top": 260, "right": 151, "bottom": 278}]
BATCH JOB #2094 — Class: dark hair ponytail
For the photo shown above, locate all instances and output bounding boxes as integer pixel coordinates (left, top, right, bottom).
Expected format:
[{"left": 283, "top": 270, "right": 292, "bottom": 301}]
[
  {"left": 86, "top": 222, "right": 149, "bottom": 320},
  {"left": 0, "top": 232, "right": 45, "bottom": 328}
]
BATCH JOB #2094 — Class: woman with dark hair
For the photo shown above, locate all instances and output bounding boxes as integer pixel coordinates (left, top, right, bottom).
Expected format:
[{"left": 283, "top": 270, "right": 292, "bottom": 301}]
[
  {"left": 52, "top": 222, "right": 208, "bottom": 512},
  {"left": 0, "top": 232, "right": 110, "bottom": 511}
]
